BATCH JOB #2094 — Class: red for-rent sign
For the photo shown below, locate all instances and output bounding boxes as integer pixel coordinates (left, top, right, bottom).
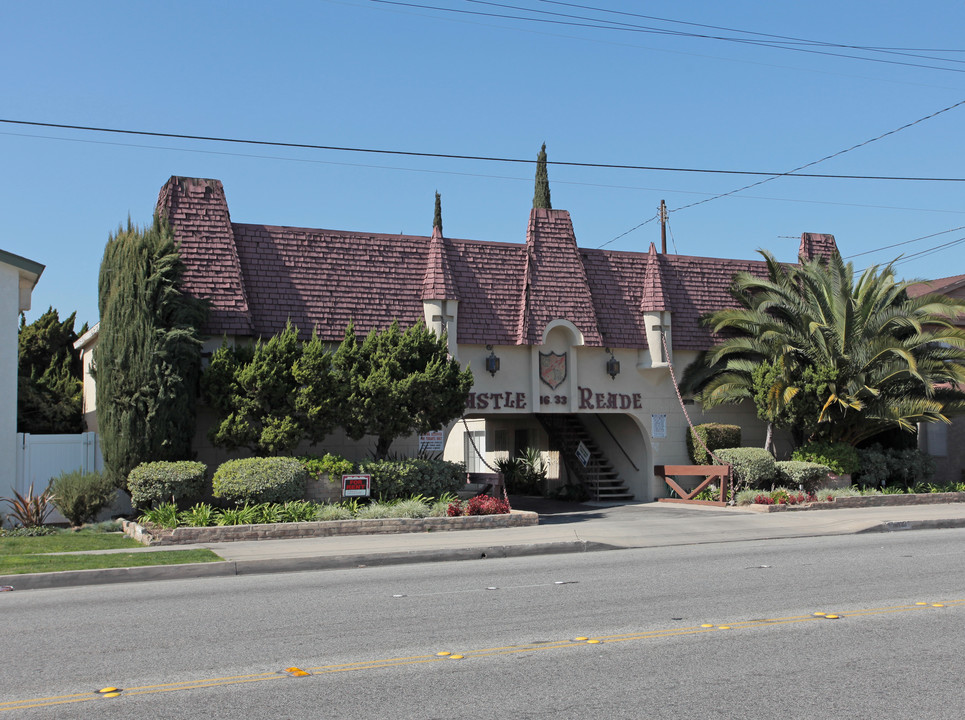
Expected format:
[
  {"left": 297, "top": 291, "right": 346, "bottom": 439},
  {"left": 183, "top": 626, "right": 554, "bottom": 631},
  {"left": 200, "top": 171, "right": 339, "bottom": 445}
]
[{"left": 342, "top": 474, "right": 371, "bottom": 498}]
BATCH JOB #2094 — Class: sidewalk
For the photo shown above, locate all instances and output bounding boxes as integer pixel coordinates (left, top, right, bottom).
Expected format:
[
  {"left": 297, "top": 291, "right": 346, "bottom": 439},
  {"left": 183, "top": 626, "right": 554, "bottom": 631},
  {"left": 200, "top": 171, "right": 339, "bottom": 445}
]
[{"left": 6, "top": 498, "right": 965, "bottom": 590}]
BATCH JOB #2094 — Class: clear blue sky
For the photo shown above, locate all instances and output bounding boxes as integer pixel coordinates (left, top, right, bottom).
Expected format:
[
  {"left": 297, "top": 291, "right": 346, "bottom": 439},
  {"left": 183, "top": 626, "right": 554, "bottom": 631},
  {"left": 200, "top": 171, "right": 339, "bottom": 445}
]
[{"left": 2, "top": 1, "right": 964, "bottom": 331}]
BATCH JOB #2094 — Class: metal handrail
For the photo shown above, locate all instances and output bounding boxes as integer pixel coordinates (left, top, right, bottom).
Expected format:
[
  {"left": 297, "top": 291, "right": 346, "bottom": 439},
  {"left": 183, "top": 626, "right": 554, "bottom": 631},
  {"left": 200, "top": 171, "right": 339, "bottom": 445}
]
[{"left": 595, "top": 414, "right": 640, "bottom": 472}]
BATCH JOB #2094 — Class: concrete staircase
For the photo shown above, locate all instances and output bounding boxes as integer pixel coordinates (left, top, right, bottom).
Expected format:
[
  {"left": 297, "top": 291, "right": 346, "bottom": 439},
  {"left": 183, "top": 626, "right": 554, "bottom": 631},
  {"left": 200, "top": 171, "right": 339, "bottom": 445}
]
[{"left": 536, "top": 414, "right": 633, "bottom": 502}]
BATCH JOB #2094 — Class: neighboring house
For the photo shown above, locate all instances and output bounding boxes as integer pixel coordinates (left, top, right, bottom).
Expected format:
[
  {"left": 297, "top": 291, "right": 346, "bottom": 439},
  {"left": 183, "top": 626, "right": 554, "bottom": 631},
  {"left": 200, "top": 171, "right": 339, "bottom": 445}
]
[
  {"left": 1, "top": 249, "right": 44, "bottom": 500},
  {"left": 82, "top": 176, "right": 841, "bottom": 500},
  {"left": 906, "top": 273, "right": 965, "bottom": 485}
]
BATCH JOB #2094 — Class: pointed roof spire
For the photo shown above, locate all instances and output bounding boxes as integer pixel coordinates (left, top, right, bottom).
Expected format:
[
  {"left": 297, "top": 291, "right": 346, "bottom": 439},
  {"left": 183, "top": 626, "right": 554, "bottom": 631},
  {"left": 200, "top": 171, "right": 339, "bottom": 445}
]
[
  {"left": 422, "top": 192, "right": 459, "bottom": 301},
  {"left": 433, "top": 190, "right": 443, "bottom": 236},
  {"left": 533, "top": 142, "right": 552, "bottom": 210},
  {"left": 640, "top": 243, "right": 669, "bottom": 312}
]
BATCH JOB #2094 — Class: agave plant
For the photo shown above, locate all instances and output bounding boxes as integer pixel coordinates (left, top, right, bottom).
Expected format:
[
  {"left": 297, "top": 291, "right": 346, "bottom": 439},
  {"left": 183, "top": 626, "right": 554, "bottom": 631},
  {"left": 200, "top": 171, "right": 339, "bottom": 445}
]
[{"left": 1, "top": 483, "right": 57, "bottom": 527}]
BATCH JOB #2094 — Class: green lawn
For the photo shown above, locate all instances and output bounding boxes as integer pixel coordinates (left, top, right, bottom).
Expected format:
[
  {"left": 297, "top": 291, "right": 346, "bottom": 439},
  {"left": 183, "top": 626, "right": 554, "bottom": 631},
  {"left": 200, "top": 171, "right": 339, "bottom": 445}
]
[{"left": 0, "top": 532, "right": 222, "bottom": 575}]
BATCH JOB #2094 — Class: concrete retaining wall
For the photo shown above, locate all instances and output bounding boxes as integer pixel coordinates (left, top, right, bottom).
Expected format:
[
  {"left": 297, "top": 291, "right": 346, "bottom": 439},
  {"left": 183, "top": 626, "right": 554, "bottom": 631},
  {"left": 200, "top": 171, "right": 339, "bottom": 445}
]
[{"left": 123, "top": 510, "right": 539, "bottom": 545}]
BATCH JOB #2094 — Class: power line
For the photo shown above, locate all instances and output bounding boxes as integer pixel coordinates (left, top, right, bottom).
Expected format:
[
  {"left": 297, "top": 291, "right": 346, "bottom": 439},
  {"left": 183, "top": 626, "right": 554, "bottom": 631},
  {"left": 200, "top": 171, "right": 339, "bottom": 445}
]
[
  {"left": 5, "top": 129, "right": 964, "bottom": 217},
  {"left": 2, "top": 118, "right": 963, "bottom": 182},
  {"left": 669, "top": 96, "right": 965, "bottom": 215},
  {"left": 371, "top": 1, "right": 965, "bottom": 74},
  {"left": 538, "top": 1, "right": 965, "bottom": 62},
  {"left": 845, "top": 225, "right": 965, "bottom": 259}
]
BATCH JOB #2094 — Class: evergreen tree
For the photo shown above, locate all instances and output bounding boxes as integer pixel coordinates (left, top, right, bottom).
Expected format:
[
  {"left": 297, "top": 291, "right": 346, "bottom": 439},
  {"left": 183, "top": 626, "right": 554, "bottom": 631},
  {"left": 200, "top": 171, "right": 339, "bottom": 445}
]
[
  {"left": 333, "top": 320, "right": 473, "bottom": 459},
  {"left": 17, "top": 308, "right": 86, "bottom": 434},
  {"left": 533, "top": 142, "right": 552, "bottom": 210},
  {"left": 433, "top": 191, "right": 443, "bottom": 234},
  {"left": 95, "top": 215, "right": 206, "bottom": 486}
]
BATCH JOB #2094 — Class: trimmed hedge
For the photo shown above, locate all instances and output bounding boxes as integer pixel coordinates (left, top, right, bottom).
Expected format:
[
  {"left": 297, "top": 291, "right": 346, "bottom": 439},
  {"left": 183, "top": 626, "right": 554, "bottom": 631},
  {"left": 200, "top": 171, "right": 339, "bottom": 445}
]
[
  {"left": 358, "top": 458, "right": 465, "bottom": 502},
  {"left": 687, "top": 424, "right": 741, "bottom": 465},
  {"left": 128, "top": 461, "right": 208, "bottom": 510},
  {"left": 50, "top": 470, "right": 118, "bottom": 526},
  {"left": 791, "top": 442, "right": 860, "bottom": 476},
  {"left": 212, "top": 457, "right": 308, "bottom": 505},
  {"left": 715, "top": 447, "right": 776, "bottom": 490},
  {"left": 774, "top": 460, "right": 831, "bottom": 492}
]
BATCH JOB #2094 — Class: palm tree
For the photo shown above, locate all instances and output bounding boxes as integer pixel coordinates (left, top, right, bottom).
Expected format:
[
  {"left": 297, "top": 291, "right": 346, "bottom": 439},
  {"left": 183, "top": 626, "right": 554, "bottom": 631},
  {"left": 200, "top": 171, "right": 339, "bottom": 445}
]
[{"left": 682, "top": 251, "right": 965, "bottom": 448}]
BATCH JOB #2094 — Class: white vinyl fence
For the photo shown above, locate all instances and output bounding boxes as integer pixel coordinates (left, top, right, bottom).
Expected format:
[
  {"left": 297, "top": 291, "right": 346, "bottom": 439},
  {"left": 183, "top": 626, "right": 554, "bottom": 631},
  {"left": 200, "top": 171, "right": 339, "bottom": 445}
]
[{"left": 12, "top": 432, "right": 104, "bottom": 524}]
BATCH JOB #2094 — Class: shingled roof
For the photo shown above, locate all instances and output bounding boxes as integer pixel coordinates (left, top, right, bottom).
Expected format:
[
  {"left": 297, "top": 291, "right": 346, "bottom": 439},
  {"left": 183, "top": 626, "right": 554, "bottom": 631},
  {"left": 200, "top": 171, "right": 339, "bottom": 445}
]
[{"left": 157, "top": 176, "right": 804, "bottom": 352}]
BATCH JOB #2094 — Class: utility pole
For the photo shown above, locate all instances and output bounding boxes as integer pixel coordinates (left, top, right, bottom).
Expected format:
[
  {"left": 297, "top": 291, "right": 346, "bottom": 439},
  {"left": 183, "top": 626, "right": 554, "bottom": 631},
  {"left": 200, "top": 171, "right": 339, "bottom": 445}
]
[{"left": 659, "top": 199, "right": 667, "bottom": 254}]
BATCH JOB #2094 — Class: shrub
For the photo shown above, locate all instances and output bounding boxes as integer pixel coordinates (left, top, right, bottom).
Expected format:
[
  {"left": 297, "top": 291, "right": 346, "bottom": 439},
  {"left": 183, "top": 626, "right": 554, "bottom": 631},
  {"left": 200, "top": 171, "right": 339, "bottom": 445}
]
[
  {"left": 357, "top": 458, "right": 465, "bottom": 502},
  {"left": 464, "top": 495, "right": 511, "bottom": 516},
  {"left": 889, "top": 448, "right": 936, "bottom": 488},
  {"left": 139, "top": 502, "right": 180, "bottom": 529},
  {"left": 179, "top": 503, "right": 217, "bottom": 527},
  {"left": 50, "top": 470, "right": 117, "bottom": 526},
  {"left": 854, "top": 445, "right": 890, "bottom": 487},
  {"left": 715, "top": 447, "right": 776, "bottom": 490},
  {"left": 496, "top": 448, "right": 547, "bottom": 495},
  {"left": 212, "top": 457, "right": 307, "bottom": 505},
  {"left": 774, "top": 461, "right": 832, "bottom": 493},
  {"left": 687, "top": 424, "right": 741, "bottom": 465},
  {"left": 316, "top": 503, "right": 354, "bottom": 521},
  {"left": 216, "top": 503, "right": 259, "bottom": 526},
  {"left": 128, "top": 461, "right": 207, "bottom": 510},
  {"left": 853, "top": 445, "right": 935, "bottom": 488},
  {"left": 791, "top": 442, "right": 860, "bottom": 476},
  {"left": 297, "top": 453, "right": 354, "bottom": 482}
]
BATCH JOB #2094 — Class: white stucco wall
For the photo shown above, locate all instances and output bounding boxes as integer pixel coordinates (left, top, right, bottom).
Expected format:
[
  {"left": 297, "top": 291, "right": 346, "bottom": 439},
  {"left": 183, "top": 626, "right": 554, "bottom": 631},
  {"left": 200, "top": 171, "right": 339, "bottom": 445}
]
[{"left": 1, "top": 264, "right": 22, "bottom": 496}]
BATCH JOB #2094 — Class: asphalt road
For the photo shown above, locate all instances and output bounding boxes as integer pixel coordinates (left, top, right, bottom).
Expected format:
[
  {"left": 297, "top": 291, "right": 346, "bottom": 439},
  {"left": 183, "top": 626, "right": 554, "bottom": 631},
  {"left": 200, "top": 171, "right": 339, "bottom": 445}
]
[{"left": 4, "top": 529, "right": 965, "bottom": 718}]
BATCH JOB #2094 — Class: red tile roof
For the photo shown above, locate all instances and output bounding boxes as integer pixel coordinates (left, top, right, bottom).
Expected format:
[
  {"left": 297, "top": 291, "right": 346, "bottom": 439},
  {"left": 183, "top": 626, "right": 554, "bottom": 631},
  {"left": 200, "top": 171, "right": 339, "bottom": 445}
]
[
  {"left": 421, "top": 226, "right": 459, "bottom": 301},
  {"left": 906, "top": 273, "right": 965, "bottom": 298},
  {"left": 157, "top": 177, "right": 253, "bottom": 334},
  {"left": 158, "top": 176, "right": 780, "bottom": 351}
]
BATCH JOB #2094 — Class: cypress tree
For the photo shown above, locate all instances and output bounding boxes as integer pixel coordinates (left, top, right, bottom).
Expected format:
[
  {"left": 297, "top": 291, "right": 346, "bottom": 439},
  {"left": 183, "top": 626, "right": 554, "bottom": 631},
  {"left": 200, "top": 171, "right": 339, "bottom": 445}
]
[
  {"left": 433, "top": 191, "right": 443, "bottom": 235},
  {"left": 95, "top": 214, "right": 206, "bottom": 487},
  {"left": 533, "top": 142, "right": 552, "bottom": 210}
]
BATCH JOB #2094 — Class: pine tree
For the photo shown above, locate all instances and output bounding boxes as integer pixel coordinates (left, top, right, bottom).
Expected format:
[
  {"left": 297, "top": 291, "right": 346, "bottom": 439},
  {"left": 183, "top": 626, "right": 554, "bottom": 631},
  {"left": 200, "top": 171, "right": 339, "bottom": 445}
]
[
  {"left": 533, "top": 142, "right": 552, "bottom": 210},
  {"left": 433, "top": 191, "right": 443, "bottom": 235},
  {"left": 95, "top": 215, "right": 206, "bottom": 486}
]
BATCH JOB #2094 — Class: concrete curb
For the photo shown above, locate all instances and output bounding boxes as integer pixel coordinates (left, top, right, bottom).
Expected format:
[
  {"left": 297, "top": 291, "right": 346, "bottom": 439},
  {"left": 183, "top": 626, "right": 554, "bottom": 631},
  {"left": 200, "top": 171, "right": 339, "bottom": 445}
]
[
  {"left": 0, "top": 540, "right": 618, "bottom": 591},
  {"left": 857, "top": 518, "right": 965, "bottom": 534}
]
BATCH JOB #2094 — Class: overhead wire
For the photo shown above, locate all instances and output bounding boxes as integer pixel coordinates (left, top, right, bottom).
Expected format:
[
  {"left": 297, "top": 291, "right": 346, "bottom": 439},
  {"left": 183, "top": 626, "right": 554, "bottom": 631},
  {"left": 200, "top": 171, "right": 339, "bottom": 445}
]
[
  {"left": 371, "top": 1, "right": 965, "bottom": 74},
  {"left": 3, "top": 117, "right": 963, "bottom": 182}
]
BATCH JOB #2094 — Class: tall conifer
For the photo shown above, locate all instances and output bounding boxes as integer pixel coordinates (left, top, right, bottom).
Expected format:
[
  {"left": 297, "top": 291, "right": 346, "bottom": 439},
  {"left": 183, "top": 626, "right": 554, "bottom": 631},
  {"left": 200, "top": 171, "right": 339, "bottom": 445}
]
[
  {"left": 433, "top": 191, "right": 443, "bottom": 235},
  {"left": 95, "top": 215, "right": 206, "bottom": 486},
  {"left": 533, "top": 142, "right": 552, "bottom": 209}
]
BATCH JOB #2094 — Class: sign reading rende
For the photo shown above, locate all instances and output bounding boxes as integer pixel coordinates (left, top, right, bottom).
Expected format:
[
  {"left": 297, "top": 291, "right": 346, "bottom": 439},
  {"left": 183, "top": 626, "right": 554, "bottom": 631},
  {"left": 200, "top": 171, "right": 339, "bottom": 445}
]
[{"left": 342, "top": 474, "right": 371, "bottom": 498}]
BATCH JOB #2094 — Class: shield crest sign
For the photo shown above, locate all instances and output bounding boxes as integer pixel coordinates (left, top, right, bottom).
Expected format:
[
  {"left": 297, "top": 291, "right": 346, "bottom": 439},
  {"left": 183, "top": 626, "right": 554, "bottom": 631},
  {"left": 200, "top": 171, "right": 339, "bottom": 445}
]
[{"left": 539, "top": 351, "right": 567, "bottom": 390}]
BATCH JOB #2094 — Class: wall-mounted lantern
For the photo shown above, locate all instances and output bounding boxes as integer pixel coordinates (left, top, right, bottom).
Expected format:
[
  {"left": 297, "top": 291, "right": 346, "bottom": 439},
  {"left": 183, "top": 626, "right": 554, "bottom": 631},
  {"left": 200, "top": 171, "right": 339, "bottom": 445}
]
[
  {"left": 485, "top": 344, "right": 501, "bottom": 377},
  {"left": 605, "top": 348, "right": 620, "bottom": 380}
]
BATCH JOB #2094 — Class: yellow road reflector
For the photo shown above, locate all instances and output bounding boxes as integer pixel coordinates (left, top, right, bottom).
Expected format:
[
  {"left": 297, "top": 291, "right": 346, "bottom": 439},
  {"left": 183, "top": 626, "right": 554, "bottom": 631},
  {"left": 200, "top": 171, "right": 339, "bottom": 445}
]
[
  {"left": 449, "top": 654, "right": 464, "bottom": 660},
  {"left": 96, "top": 687, "right": 119, "bottom": 694},
  {"left": 283, "top": 667, "right": 311, "bottom": 677},
  {"left": 717, "top": 626, "right": 731, "bottom": 630},
  {"left": 813, "top": 612, "right": 826, "bottom": 616},
  {"left": 436, "top": 651, "right": 451, "bottom": 656},
  {"left": 700, "top": 624, "right": 714, "bottom": 628},
  {"left": 586, "top": 639, "right": 602, "bottom": 644},
  {"left": 574, "top": 636, "right": 589, "bottom": 641},
  {"left": 825, "top": 615, "right": 840, "bottom": 620},
  {"left": 932, "top": 603, "right": 945, "bottom": 608},
  {"left": 915, "top": 602, "right": 928, "bottom": 606}
]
